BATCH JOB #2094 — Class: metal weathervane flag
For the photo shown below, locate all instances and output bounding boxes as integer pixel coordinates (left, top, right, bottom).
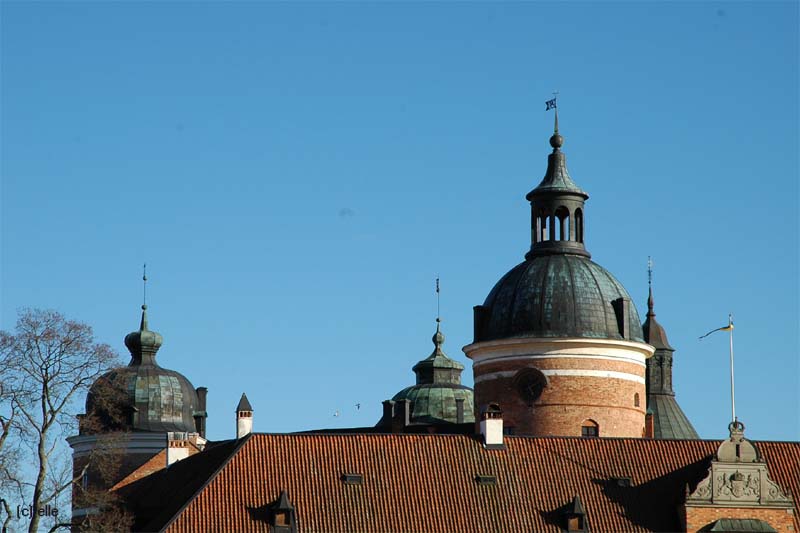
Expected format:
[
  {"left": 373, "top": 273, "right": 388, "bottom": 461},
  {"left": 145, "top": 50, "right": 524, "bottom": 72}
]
[{"left": 545, "top": 98, "right": 557, "bottom": 111}]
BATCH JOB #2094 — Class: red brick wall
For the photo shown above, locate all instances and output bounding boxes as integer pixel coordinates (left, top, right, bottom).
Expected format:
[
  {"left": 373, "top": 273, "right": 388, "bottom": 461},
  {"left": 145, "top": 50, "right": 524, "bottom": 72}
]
[
  {"left": 685, "top": 505, "right": 797, "bottom": 533},
  {"left": 474, "top": 357, "right": 645, "bottom": 437}
]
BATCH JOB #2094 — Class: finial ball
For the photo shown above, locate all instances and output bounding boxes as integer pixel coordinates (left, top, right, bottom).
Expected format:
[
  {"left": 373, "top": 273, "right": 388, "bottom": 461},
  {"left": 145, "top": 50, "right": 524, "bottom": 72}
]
[
  {"left": 142, "top": 304, "right": 147, "bottom": 310},
  {"left": 550, "top": 133, "right": 564, "bottom": 150}
]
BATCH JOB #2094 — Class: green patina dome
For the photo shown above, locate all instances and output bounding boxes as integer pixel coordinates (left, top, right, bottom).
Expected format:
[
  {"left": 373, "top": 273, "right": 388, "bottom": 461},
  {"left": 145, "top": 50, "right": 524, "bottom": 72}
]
[
  {"left": 476, "top": 255, "right": 644, "bottom": 343},
  {"left": 85, "top": 306, "right": 200, "bottom": 434},
  {"left": 386, "top": 320, "right": 475, "bottom": 426},
  {"left": 392, "top": 384, "right": 475, "bottom": 425}
]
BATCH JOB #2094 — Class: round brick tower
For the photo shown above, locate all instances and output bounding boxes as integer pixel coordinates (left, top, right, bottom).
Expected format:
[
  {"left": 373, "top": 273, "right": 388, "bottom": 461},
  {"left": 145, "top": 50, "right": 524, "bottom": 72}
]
[{"left": 463, "top": 111, "right": 654, "bottom": 438}]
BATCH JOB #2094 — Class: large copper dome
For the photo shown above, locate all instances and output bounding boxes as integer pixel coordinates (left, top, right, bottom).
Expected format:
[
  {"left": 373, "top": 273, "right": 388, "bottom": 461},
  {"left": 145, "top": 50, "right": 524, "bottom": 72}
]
[
  {"left": 475, "top": 254, "right": 644, "bottom": 343},
  {"left": 84, "top": 306, "right": 199, "bottom": 434}
]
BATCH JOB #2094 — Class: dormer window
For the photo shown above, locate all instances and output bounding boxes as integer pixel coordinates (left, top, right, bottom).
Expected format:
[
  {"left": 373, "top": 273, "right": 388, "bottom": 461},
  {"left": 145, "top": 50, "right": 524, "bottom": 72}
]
[
  {"left": 274, "top": 510, "right": 290, "bottom": 527},
  {"left": 567, "top": 515, "right": 584, "bottom": 532},
  {"left": 563, "top": 495, "right": 589, "bottom": 532},
  {"left": 269, "top": 490, "right": 297, "bottom": 533}
]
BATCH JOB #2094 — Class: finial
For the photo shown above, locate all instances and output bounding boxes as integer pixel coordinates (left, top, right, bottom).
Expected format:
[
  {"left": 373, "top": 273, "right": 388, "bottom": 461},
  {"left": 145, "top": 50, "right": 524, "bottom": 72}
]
[
  {"left": 647, "top": 257, "right": 655, "bottom": 315},
  {"left": 546, "top": 91, "right": 563, "bottom": 152},
  {"left": 143, "top": 263, "right": 148, "bottom": 307},
  {"left": 140, "top": 264, "right": 149, "bottom": 331},
  {"left": 432, "top": 276, "right": 445, "bottom": 351},
  {"left": 435, "top": 276, "right": 440, "bottom": 323}
]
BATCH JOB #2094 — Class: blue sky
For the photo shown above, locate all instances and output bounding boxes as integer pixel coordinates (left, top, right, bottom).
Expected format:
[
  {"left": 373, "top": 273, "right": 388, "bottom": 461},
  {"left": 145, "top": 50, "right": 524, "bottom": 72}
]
[{"left": 1, "top": 2, "right": 797, "bottom": 442}]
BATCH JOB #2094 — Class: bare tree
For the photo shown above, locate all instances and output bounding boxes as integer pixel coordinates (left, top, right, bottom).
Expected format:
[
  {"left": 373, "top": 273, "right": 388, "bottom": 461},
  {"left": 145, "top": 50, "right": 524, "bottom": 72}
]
[{"left": 0, "top": 309, "right": 121, "bottom": 533}]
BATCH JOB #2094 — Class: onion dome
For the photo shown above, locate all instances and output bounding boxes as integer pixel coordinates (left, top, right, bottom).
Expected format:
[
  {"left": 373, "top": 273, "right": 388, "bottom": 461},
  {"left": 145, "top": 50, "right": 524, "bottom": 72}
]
[
  {"left": 388, "top": 320, "right": 475, "bottom": 425},
  {"left": 85, "top": 305, "right": 200, "bottom": 434},
  {"left": 473, "top": 116, "right": 644, "bottom": 344}
]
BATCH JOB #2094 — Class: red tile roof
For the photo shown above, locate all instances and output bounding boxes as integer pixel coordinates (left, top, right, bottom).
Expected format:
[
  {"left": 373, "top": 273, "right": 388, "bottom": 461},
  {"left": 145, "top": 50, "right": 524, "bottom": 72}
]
[
  {"left": 111, "top": 450, "right": 167, "bottom": 491},
  {"left": 127, "top": 433, "right": 800, "bottom": 532}
]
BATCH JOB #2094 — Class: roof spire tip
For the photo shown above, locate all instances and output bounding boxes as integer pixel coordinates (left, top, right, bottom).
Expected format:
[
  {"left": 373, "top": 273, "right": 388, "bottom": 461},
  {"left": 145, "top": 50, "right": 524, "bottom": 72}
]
[
  {"left": 546, "top": 92, "right": 563, "bottom": 152},
  {"left": 647, "top": 257, "right": 655, "bottom": 315}
]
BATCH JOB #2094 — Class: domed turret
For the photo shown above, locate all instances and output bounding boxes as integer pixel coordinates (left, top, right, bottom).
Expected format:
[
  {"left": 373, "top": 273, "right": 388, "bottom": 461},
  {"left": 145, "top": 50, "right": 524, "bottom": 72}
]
[
  {"left": 464, "top": 106, "right": 654, "bottom": 438},
  {"left": 476, "top": 255, "right": 644, "bottom": 343},
  {"left": 85, "top": 305, "right": 200, "bottom": 434},
  {"left": 381, "top": 319, "right": 475, "bottom": 428}
]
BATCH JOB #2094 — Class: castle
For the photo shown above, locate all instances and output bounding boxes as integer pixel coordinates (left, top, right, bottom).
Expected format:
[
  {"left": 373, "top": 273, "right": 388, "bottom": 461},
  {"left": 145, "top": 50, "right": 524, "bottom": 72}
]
[{"left": 68, "top": 113, "right": 799, "bottom": 532}]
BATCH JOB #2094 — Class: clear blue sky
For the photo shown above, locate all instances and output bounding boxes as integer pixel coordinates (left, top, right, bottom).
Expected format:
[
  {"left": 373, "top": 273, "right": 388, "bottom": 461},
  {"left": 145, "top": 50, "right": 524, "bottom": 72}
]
[{"left": 2, "top": 2, "right": 797, "bottom": 442}]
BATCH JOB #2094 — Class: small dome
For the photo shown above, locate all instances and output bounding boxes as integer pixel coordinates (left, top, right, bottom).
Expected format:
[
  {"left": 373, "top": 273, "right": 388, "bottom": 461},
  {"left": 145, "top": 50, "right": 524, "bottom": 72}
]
[
  {"left": 476, "top": 255, "right": 644, "bottom": 343},
  {"left": 84, "top": 306, "right": 199, "bottom": 434},
  {"left": 392, "top": 384, "right": 475, "bottom": 425},
  {"left": 381, "top": 319, "right": 475, "bottom": 426}
]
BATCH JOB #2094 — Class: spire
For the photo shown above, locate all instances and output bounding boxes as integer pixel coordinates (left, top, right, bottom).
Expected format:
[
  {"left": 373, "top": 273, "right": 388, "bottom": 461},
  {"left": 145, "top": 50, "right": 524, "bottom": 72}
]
[
  {"left": 647, "top": 256, "right": 655, "bottom": 317},
  {"left": 643, "top": 260, "right": 699, "bottom": 439},
  {"left": 550, "top": 92, "right": 563, "bottom": 153},
  {"left": 140, "top": 264, "right": 150, "bottom": 330},
  {"left": 526, "top": 98, "right": 590, "bottom": 260},
  {"left": 411, "top": 281, "right": 464, "bottom": 385},
  {"left": 642, "top": 258, "right": 672, "bottom": 350},
  {"left": 124, "top": 268, "right": 163, "bottom": 365}
]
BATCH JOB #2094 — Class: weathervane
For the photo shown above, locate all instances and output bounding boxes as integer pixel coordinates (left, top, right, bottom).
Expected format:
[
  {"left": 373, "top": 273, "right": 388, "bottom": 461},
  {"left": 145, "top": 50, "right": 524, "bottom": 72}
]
[
  {"left": 142, "top": 263, "right": 148, "bottom": 308},
  {"left": 647, "top": 256, "right": 653, "bottom": 288},
  {"left": 435, "top": 276, "right": 441, "bottom": 324},
  {"left": 545, "top": 90, "right": 559, "bottom": 133}
]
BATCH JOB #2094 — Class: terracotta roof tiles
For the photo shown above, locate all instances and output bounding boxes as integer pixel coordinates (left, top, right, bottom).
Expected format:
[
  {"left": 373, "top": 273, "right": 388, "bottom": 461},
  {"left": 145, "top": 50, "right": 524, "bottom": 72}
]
[{"left": 125, "top": 433, "right": 799, "bottom": 532}]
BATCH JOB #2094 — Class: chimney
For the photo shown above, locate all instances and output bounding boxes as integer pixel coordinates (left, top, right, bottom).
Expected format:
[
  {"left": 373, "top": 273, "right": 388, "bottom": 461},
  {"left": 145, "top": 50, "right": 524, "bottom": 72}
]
[
  {"left": 236, "top": 393, "right": 254, "bottom": 439},
  {"left": 644, "top": 410, "right": 654, "bottom": 439},
  {"left": 473, "top": 305, "right": 485, "bottom": 342},
  {"left": 456, "top": 398, "right": 465, "bottom": 424},
  {"left": 392, "top": 399, "right": 411, "bottom": 433},
  {"left": 479, "top": 403, "right": 504, "bottom": 449},
  {"left": 381, "top": 400, "right": 395, "bottom": 429},
  {"left": 612, "top": 297, "right": 630, "bottom": 339},
  {"left": 166, "top": 432, "right": 190, "bottom": 466},
  {"left": 194, "top": 386, "right": 208, "bottom": 439}
]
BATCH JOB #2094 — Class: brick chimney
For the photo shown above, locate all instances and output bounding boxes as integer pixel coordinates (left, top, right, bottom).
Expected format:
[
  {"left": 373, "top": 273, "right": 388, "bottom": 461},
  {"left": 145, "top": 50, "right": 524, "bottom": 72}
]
[{"left": 166, "top": 432, "right": 190, "bottom": 466}]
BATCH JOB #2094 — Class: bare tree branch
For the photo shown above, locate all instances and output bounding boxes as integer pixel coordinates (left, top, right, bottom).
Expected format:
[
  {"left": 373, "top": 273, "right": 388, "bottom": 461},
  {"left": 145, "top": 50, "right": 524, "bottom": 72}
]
[{"left": 0, "top": 309, "right": 123, "bottom": 533}]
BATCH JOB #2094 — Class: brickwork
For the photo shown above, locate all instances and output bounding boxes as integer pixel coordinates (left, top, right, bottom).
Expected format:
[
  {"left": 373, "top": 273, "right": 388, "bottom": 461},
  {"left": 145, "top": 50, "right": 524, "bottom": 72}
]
[
  {"left": 474, "top": 356, "right": 645, "bottom": 437},
  {"left": 476, "top": 356, "right": 643, "bottom": 376},
  {"left": 685, "top": 505, "right": 797, "bottom": 532}
]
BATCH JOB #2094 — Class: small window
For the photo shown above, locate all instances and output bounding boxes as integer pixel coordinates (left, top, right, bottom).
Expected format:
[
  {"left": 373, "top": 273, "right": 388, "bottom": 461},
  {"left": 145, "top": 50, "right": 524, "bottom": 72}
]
[
  {"left": 567, "top": 516, "right": 583, "bottom": 531},
  {"left": 274, "top": 511, "right": 290, "bottom": 526},
  {"left": 341, "top": 473, "right": 363, "bottom": 485},
  {"left": 581, "top": 419, "right": 599, "bottom": 438},
  {"left": 634, "top": 393, "right": 640, "bottom": 407},
  {"left": 611, "top": 476, "right": 632, "bottom": 487},
  {"left": 475, "top": 474, "right": 497, "bottom": 485},
  {"left": 503, "top": 426, "right": 516, "bottom": 436}
]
